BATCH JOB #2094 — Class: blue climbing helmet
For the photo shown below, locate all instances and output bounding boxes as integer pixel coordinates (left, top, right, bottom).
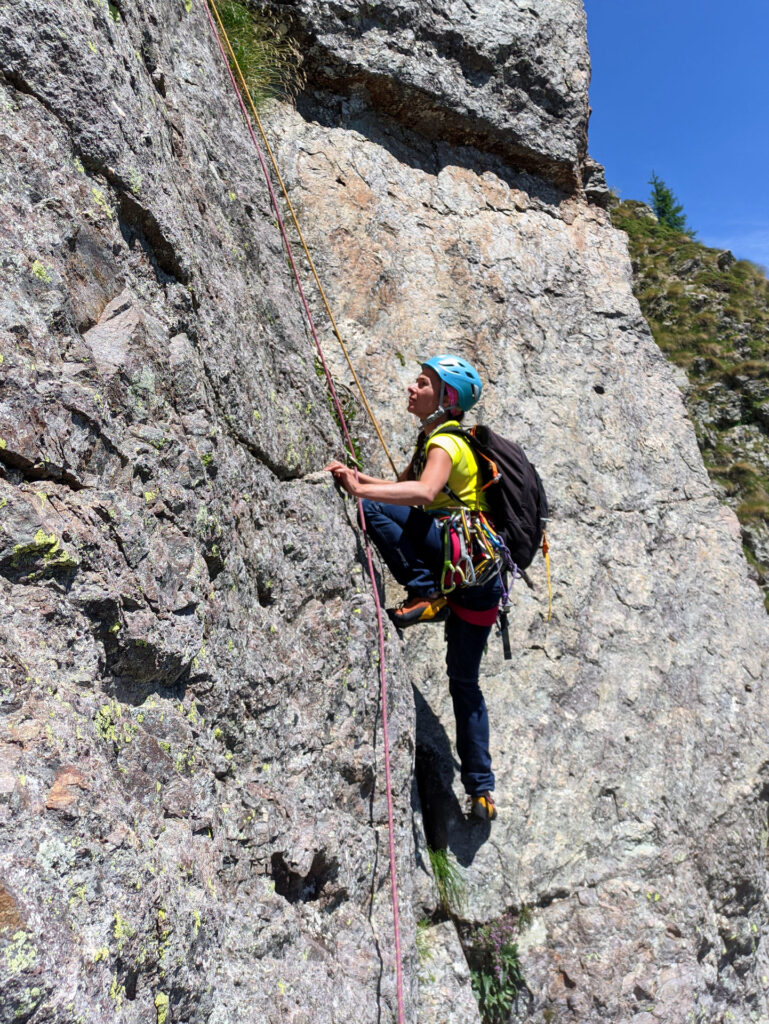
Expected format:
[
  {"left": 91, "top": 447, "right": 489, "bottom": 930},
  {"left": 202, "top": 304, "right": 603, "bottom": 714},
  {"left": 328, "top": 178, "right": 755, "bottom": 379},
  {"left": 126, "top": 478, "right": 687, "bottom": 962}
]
[{"left": 422, "top": 354, "right": 483, "bottom": 413}]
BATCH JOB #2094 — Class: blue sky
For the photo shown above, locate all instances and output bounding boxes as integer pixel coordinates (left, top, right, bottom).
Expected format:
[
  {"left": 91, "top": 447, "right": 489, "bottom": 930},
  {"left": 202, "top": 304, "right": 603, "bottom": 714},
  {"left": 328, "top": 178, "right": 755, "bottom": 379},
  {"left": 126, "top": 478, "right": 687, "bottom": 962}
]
[{"left": 584, "top": 0, "right": 769, "bottom": 269}]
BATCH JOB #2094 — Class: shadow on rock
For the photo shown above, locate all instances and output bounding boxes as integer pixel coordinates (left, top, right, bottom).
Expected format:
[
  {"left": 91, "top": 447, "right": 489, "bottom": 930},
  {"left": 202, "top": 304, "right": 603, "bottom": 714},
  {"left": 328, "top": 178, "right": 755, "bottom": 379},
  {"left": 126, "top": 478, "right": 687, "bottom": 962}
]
[
  {"left": 299, "top": 90, "right": 568, "bottom": 208},
  {"left": 413, "top": 684, "right": 491, "bottom": 868}
]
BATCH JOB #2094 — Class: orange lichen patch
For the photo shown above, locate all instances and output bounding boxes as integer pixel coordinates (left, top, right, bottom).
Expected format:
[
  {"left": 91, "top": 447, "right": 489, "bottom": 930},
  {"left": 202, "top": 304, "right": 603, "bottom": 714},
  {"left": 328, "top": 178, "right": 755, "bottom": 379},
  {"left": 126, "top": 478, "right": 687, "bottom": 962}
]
[
  {"left": 45, "top": 766, "right": 89, "bottom": 811},
  {"left": 0, "top": 882, "right": 25, "bottom": 932}
]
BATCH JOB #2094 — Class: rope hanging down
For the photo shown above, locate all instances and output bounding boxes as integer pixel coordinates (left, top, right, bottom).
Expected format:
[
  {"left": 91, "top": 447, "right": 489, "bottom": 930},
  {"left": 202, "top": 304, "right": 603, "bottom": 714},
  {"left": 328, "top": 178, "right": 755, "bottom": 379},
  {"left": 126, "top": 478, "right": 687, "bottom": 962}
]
[
  {"left": 202, "top": 3, "right": 406, "bottom": 1022},
  {"left": 206, "top": 0, "right": 398, "bottom": 477}
]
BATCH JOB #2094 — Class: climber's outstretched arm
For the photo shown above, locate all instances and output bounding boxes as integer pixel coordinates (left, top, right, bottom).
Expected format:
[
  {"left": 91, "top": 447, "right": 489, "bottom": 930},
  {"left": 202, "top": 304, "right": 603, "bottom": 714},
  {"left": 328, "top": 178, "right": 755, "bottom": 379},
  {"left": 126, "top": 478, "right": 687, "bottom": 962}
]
[{"left": 324, "top": 446, "right": 451, "bottom": 507}]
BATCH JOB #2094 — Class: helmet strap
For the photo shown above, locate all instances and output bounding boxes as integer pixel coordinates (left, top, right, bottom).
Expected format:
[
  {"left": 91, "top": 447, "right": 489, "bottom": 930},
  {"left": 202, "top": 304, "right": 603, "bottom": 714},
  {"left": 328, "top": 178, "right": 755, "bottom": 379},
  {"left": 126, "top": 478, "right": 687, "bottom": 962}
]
[
  {"left": 422, "top": 405, "right": 448, "bottom": 430},
  {"left": 422, "top": 379, "right": 449, "bottom": 431}
]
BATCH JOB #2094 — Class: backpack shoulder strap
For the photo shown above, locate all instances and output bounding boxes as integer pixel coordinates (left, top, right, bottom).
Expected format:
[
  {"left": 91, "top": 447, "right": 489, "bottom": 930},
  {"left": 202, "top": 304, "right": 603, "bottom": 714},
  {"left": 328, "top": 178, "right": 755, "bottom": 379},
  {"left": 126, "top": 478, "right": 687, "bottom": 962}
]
[
  {"left": 425, "top": 425, "right": 477, "bottom": 505},
  {"left": 414, "top": 424, "right": 468, "bottom": 476}
]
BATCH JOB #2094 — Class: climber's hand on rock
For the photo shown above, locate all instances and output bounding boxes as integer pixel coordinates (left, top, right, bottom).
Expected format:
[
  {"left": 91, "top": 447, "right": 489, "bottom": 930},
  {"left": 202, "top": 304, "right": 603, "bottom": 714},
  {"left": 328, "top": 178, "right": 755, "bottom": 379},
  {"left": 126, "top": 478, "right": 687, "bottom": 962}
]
[{"left": 325, "top": 460, "right": 360, "bottom": 496}]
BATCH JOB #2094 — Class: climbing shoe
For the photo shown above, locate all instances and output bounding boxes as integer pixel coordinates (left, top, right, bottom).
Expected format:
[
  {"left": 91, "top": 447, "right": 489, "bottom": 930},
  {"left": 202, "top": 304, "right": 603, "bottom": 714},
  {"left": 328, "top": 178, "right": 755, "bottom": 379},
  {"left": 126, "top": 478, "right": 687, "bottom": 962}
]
[
  {"left": 388, "top": 592, "right": 448, "bottom": 627},
  {"left": 471, "top": 792, "right": 497, "bottom": 822}
]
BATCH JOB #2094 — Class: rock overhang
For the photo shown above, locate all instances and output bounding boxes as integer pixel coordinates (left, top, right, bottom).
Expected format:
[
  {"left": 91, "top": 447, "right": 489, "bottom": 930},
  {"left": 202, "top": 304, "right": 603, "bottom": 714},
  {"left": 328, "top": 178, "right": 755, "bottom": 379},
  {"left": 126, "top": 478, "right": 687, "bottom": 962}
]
[{"left": 271, "top": 0, "right": 592, "bottom": 191}]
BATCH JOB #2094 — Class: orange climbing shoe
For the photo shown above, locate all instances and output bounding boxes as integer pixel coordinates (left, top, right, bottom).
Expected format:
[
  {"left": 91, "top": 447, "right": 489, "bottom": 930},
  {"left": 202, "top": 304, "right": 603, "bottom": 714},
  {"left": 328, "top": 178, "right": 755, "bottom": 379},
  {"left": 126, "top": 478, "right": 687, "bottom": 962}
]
[
  {"left": 388, "top": 592, "right": 448, "bottom": 626},
  {"left": 471, "top": 792, "right": 498, "bottom": 822}
]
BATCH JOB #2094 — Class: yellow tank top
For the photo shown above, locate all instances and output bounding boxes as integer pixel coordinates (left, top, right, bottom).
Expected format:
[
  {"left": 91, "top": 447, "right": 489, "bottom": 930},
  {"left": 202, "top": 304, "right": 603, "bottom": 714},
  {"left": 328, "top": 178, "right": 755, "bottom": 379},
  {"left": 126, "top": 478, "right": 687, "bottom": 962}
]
[{"left": 422, "top": 422, "right": 491, "bottom": 513}]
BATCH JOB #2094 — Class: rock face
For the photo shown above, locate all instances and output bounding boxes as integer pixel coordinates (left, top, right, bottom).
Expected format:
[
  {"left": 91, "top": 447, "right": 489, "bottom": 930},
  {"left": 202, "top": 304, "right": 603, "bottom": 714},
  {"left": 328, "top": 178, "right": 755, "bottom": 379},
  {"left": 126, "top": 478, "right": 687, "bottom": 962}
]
[
  {"left": 271, "top": 98, "right": 769, "bottom": 1021},
  {"left": 273, "top": 0, "right": 591, "bottom": 190},
  {"left": 0, "top": 2, "right": 416, "bottom": 1022},
  {"left": 1, "top": 3, "right": 768, "bottom": 1024}
]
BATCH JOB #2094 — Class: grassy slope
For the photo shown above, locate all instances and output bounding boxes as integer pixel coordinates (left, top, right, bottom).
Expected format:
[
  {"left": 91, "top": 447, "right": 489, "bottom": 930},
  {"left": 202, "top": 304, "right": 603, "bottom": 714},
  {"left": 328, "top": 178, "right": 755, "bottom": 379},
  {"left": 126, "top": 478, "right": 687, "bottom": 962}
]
[{"left": 612, "top": 200, "right": 769, "bottom": 609}]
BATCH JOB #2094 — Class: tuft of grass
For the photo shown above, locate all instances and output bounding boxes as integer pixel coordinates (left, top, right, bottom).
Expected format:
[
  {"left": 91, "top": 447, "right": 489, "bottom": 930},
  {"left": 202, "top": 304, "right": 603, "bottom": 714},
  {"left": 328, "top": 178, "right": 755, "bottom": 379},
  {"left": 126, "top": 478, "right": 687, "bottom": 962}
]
[
  {"left": 415, "top": 918, "right": 432, "bottom": 964},
  {"left": 739, "top": 500, "right": 769, "bottom": 524},
  {"left": 216, "top": 1, "right": 305, "bottom": 107},
  {"left": 427, "top": 846, "right": 465, "bottom": 916}
]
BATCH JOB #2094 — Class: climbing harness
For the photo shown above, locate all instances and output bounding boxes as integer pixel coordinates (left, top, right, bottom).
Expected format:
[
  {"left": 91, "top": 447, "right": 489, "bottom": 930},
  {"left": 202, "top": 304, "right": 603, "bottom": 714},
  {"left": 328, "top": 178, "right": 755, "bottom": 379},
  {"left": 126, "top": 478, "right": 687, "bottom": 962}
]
[
  {"left": 438, "top": 507, "right": 521, "bottom": 659},
  {"left": 439, "top": 509, "right": 509, "bottom": 594},
  {"left": 419, "top": 423, "right": 552, "bottom": 621},
  {"left": 202, "top": 4, "right": 405, "bottom": 1021}
]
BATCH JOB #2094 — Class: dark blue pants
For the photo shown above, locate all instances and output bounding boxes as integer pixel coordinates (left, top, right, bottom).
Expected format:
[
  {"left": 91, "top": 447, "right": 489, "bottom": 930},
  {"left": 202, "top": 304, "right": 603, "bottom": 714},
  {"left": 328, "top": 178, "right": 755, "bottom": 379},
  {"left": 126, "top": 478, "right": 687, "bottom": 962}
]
[
  {"left": 361, "top": 499, "right": 501, "bottom": 795},
  {"left": 359, "top": 501, "right": 443, "bottom": 595}
]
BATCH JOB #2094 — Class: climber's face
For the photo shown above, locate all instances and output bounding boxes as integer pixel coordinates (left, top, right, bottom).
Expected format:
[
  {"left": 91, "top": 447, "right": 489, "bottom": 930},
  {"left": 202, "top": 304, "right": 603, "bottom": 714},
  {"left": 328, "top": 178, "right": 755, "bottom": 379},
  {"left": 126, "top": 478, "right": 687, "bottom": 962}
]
[{"left": 407, "top": 368, "right": 440, "bottom": 421}]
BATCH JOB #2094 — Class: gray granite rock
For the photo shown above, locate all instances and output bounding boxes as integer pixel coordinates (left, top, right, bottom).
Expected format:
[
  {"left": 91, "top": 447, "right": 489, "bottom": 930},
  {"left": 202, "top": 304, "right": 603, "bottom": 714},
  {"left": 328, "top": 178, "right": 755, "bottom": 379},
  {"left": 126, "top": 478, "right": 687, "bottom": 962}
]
[
  {"left": 582, "top": 155, "right": 612, "bottom": 208},
  {"left": 417, "top": 921, "right": 481, "bottom": 1024},
  {"left": 621, "top": 200, "right": 659, "bottom": 222},
  {"left": 0, "top": 1, "right": 417, "bottom": 1021},
  {"left": 2, "top": 0, "right": 769, "bottom": 1022},
  {"left": 274, "top": 0, "right": 591, "bottom": 190},
  {"left": 269, "top": 82, "right": 769, "bottom": 1021}
]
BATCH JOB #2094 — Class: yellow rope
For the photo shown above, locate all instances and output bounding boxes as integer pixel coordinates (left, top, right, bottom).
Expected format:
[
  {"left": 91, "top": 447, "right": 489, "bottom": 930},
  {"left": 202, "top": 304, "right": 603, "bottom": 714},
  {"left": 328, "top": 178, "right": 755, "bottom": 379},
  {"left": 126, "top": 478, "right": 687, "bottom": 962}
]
[
  {"left": 206, "top": 0, "right": 399, "bottom": 476},
  {"left": 206, "top": 0, "right": 554, "bottom": 623}
]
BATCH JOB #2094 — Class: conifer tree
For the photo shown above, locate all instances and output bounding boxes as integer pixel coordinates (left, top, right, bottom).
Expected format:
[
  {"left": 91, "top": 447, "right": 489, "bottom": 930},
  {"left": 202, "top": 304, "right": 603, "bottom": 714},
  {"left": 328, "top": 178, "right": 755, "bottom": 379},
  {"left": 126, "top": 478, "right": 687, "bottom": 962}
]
[{"left": 648, "top": 172, "right": 694, "bottom": 234}]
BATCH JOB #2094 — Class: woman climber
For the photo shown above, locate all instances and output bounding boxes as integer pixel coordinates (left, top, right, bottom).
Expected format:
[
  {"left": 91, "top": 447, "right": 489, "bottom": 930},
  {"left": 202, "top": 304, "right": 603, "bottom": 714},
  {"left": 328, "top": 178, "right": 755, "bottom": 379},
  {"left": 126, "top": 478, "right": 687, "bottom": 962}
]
[{"left": 324, "top": 355, "right": 502, "bottom": 822}]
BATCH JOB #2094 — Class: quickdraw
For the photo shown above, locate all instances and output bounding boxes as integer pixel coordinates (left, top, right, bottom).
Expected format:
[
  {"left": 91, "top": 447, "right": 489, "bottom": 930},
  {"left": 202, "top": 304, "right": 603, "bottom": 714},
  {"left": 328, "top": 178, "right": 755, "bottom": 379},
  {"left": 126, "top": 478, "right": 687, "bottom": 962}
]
[
  {"left": 439, "top": 510, "right": 524, "bottom": 660},
  {"left": 440, "top": 509, "right": 512, "bottom": 594}
]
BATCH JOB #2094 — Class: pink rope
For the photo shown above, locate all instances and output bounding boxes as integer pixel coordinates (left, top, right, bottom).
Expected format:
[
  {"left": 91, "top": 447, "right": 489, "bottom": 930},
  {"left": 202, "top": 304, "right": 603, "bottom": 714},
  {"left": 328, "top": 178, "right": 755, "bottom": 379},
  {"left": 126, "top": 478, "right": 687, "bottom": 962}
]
[{"left": 203, "top": 6, "right": 406, "bottom": 1022}]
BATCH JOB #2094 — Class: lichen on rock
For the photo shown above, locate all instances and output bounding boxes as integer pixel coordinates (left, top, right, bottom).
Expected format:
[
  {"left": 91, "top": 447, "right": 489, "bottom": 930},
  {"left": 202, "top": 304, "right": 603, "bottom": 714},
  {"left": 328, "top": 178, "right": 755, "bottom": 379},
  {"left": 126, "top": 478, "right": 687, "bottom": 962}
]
[{"left": 1, "top": 0, "right": 768, "bottom": 1022}]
